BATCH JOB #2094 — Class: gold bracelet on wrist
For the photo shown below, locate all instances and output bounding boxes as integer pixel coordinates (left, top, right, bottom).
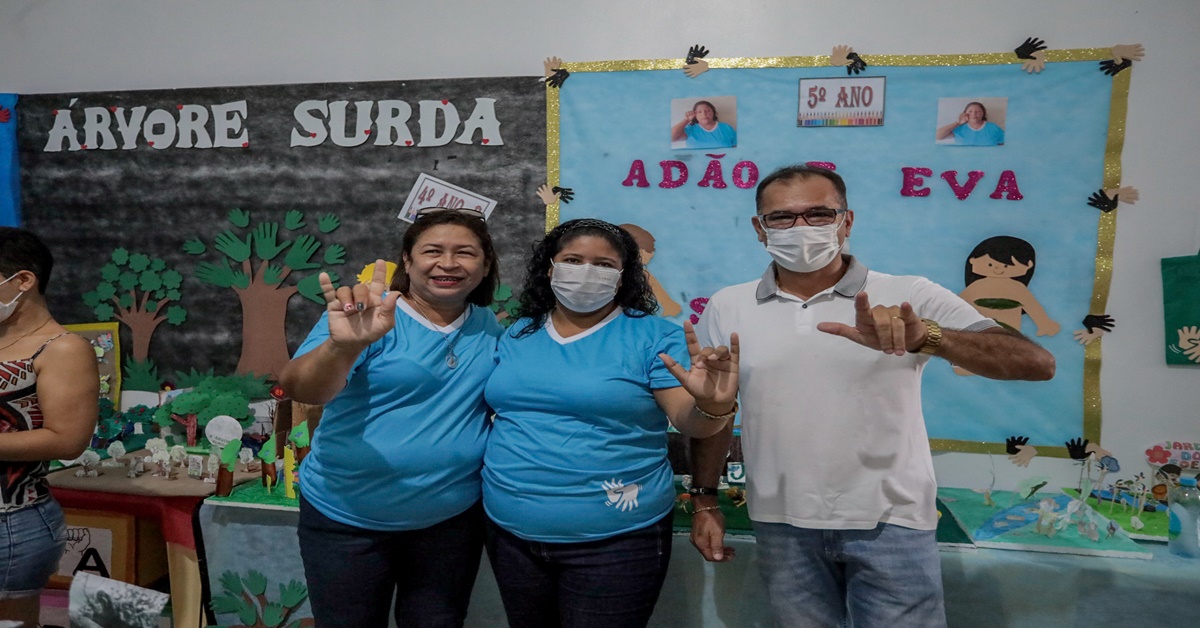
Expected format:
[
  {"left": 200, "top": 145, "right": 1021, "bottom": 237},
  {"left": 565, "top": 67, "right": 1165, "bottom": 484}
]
[
  {"left": 690, "top": 504, "right": 722, "bottom": 515},
  {"left": 700, "top": 401, "right": 734, "bottom": 420}
]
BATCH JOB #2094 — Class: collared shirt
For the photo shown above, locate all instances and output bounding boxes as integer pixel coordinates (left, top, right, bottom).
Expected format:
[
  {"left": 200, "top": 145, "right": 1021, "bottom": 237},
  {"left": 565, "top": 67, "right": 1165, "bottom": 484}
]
[{"left": 695, "top": 256, "right": 996, "bottom": 531}]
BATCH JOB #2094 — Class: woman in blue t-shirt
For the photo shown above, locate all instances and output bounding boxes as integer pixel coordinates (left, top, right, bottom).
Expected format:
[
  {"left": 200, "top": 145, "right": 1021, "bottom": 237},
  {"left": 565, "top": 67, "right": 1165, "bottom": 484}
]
[
  {"left": 279, "top": 208, "right": 503, "bottom": 628},
  {"left": 671, "top": 100, "right": 738, "bottom": 149},
  {"left": 483, "top": 218, "right": 739, "bottom": 627},
  {"left": 936, "top": 101, "right": 1005, "bottom": 146}
]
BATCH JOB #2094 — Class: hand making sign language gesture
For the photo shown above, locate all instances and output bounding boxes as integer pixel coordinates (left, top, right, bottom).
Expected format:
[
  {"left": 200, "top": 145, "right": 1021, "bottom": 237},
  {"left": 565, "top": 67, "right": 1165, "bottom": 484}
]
[
  {"left": 659, "top": 320, "right": 740, "bottom": 415},
  {"left": 817, "top": 292, "right": 929, "bottom": 355},
  {"left": 319, "top": 259, "right": 401, "bottom": 350}
]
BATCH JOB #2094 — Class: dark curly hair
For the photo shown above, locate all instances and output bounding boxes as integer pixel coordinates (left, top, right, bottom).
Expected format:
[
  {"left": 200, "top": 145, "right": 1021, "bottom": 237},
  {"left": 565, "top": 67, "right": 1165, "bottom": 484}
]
[{"left": 513, "top": 218, "right": 658, "bottom": 338}]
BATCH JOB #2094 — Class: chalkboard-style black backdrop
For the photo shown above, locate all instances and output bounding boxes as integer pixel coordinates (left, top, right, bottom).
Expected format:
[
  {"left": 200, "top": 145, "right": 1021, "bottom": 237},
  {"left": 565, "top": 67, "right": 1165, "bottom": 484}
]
[{"left": 18, "top": 77, "right": 545, "bottom": 379}]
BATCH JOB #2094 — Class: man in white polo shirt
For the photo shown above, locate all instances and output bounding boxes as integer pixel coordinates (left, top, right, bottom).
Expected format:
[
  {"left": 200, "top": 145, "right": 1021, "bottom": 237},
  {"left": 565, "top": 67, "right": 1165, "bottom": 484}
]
[{"left": 688, "top": 165, "right": 1055, "bottom": 627}]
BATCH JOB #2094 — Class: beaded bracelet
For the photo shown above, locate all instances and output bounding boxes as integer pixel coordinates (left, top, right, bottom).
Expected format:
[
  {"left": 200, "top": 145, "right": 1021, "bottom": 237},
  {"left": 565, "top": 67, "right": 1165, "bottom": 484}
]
[
  {"left": 691, "top": 505, "right": 722, "bottom": 515},
  {"left": 696, "top": 400, "right": 739, "bottom": 421}
]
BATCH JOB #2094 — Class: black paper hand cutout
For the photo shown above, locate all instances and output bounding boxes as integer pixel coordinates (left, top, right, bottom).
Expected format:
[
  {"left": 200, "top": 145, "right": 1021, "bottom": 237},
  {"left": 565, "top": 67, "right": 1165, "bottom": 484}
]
[
  {"left": 1065, "top": 438, "right": 1091, "bottom": 460},
  {"left": 1087, "top": 189, "right": 1119, "bottom": 212},
  {"left": 1015, "top": 37, "right": 1047, "bottom": 59},
  {"left": 1099, "top": 59, "right": 1132, "bottom": 76},
  {"left": 1006, "top": 435, "right": 1030, "bottom": 455},
  {"left": 687, "top": 45, "right": 710, "bottom": 65},
  {"left": 846, "top": 52, "right": 868, "bottom": 75},
  {"left": 552, "top": 186, "right": 574, "bottom": 203},
  {"left": 546, "top": 68, "right": 570, "bottom": 88},
  {"left": 1082, "top": 314, "right": 1115, "bottom": 333}
]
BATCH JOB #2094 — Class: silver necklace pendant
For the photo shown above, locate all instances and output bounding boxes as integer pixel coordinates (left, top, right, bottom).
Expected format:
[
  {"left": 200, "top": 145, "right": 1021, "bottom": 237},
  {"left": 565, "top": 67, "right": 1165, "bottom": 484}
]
[{"left": 445, "top": 351, "right": 458, "bottom": 369}]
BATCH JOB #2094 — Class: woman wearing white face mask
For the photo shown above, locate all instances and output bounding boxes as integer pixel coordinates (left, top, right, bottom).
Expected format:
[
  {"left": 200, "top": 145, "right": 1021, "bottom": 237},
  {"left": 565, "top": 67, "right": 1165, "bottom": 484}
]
[
  {"left": 0, "top": 228, "right": 99, "bottom": 627},
  {"left": 482, "top": 218, "right": 739, "bottom": 627}
]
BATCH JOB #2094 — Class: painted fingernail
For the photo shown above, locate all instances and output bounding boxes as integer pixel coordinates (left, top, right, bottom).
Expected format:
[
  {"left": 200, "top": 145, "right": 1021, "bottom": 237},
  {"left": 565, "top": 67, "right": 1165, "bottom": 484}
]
[
  {"left": 343, "top": 303, "right": 355, "bottom": 312},
  {"left": 357, "top": 303, "right": 364, "bottom": 311}
]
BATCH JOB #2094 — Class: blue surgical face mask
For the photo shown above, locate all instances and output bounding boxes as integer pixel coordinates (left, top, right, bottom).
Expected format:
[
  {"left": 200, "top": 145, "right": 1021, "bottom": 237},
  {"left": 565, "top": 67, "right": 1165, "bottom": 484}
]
[{"left": 0, "top": 275, "right": 24, "bottom": 324}]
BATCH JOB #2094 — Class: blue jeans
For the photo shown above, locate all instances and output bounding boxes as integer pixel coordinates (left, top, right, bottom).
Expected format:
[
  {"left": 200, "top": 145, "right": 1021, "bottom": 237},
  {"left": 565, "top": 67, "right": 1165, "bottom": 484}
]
[
  {"left": 0, "top": 498, "right": 67, "bottom": 599},
  {"left": 754, "top": 521, "right": 946, "bottom": 628},
  {"left": 485, "top": 512, "right": 673, "bottom": 628},
  {"left": 297, "top": 494, "right": 484, "bottom": 628}
]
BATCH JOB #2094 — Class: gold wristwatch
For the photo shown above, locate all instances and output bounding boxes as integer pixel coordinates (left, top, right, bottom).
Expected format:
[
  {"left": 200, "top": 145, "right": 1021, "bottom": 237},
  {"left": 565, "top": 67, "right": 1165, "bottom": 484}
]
[{"left": 912, "top": 319, "right": 943, "bottom": 355}]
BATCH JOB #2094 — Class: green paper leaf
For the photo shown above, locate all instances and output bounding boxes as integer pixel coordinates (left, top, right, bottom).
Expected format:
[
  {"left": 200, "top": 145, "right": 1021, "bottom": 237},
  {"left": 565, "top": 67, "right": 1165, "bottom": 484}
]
[
  {"left": 100, "top": 263, "right": 121, "bottom": 282},
  {"left": 210, "top": 593, "right": 244, "bottom": 614},
  {"left": 214, "top": 231, "right": 253, "bottom": 263},
  {"left": 219, "top": 571, "right": 243, "bottom": 596},
  {"left": 139, "top": 270, "right": 163, "bottom": 292},
  {"left": 261, "top": 602, "right": 286, "bottom": 627},
  {"left": 317, "top": 213, "right": 340, "bottom": 233},
  {"left": 128, "top": 253, "right": 151, "bottom": 272},
  {"left": 166, "top": 288, "right": 182, "bottom": 301},
  {"left": 242, "top": 569, "right": 268, "bottom": 596},
  {"left": 284, "top": 210, "right": 305, "bottom": 230},
  {"left": 95, "top": 283, "right": 117, "bottom": 300},
  {"left": 237, "top": 604, "right": 258, "bottom": 626},
  {"left": 118, "top": 272, "right": 138, "bottom": 291},
  {"left": 92, "top": 304, "right": 115, "bottom": 322},
  {"left": 150, "top": 257, "right": 166, "bottom": 271},
  {"left": 279, "top": 579, "right": 308, "bottom": 608},
  {"left": 111, "top": 249, "right": 129, "bottom": 265},
  {"left": 494, "top": 284, "right": 513, "bottom": 301},
  {"left": 161, "top": 270, "right": 183, "bottom": 289},
  {"left": 82, "top": 291, "right": 102, "bottom": 307},
  {"left": 222, "top": 439, "right": 242, "bottom": 470},
  {"left": 228, "top": 208, "right": 251, "bottom": 228},
  {"left": 297, "top": 271, "right": 336, "bottom": 304},
  {"left": 117, "top": 293, "right": 134, "bottom": 309},
  {"left": 182, "top": 238, "right": 207, "bottom": 255},
  {"left": 263, "top": 264, "right": 284, "bottom": 285},
  {"left": 323, "top": 243, "right": 346, "bottom": 265},
  {"left": 145, "top": 300, "right": 158, "bottom": 313},
  {"left": 166, "top": 305, "right": 188, "bottom": 325},
  {"left": 258, "top": 434, "right": 278, "bottom": 463},
  {"left": 288, "top": 423, "right": 310, "bottom": 449}
]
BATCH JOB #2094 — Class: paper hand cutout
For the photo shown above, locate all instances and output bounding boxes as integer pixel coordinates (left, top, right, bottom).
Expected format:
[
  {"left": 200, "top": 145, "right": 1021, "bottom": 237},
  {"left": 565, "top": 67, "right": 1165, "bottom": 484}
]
[
  {"left": 1087, "top": 189, "right": 1119, "bottom": 212},
  {"left": 1084, "top": 441, "right": 1113, "bottom": 460},
  {"left": 1005, "top": 435, "right": 1029, "bottom": 455},
  {"left": 1099, "top": 58, "right": 1132, "bottom": 76},
  {"left": 536, "top": 184, "right": 559, "bottom": 206},
  {"left": 830, "top": 45, "right": 854, "bottom": 66},
  {"left": 1065, "top": 437, "right": 1091, "bottom": 460},
  {"left": 686, "top": 44, "right": 709, "bottom": 65},
  {"left": 1073, "top": 327, "right": 1105, "bottom": 345},
  {"left": 546, "top": 68, "right": 570, "bottom": 88},
  {"left": 846, "top": 51, "right": 868, "bottom": 75},
  {"left": 551, "top": 186, "right": 574, "bottom": 203},
  {"left": 543, "top": 56, "right": 563, "bottom": 79},
  {"left": 1111, "top": 43, "right": 1145, "bottom": 64},
  {"left": 1008, "top": 444, "right": 1038, "bottom": 467},
  {"left": 1105, "top": 186, "right": 1139, "bottom": 205},
  {"left": 683, "top": 59, "right": 710, "bottom": 79},
  {"left": 0, "top": 106, "right": 10, "bottom": 124},
  {"left": 1177, "top": 326, "right": 1200, "bottom": 362},
  {"left": 1014, "top": 37, "right": 1048, "bottom": 59},
  {"left": 1082, "top": 314, "right": 1115, "bottom": 334},
  {"left": 1022, "top": 50, "right": 1046, "bottom": 74}
]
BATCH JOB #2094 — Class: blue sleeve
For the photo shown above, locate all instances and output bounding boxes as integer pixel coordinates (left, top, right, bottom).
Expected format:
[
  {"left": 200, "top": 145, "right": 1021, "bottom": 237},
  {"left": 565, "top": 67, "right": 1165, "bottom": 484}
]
[
  {"left": 0, "top": 94, "right": 19, "bottom": 227},
  {"left": 293, "top": 312, "right": 370, "bottom": 380},
  {"left": 723, "top": 123, "right": 737, "bottom": 147},
  {"left": 647, "top": 323, "right": 689, "bottom": 389},
  {"left": 992, "top": 123, "right": 1005, "bottom": 145}
]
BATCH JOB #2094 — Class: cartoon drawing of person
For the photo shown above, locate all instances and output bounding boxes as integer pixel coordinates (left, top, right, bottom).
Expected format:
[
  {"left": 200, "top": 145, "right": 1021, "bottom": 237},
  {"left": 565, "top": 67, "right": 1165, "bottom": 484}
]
[
  {"left": 1151, "top": 463, "right": 1183, "bottom": 503},
  {"left": 956, "top": 236, "right": 1059, "bottom": 375},
  {"left": 619, "top": 223, "right": 682, "bottom": 317}
]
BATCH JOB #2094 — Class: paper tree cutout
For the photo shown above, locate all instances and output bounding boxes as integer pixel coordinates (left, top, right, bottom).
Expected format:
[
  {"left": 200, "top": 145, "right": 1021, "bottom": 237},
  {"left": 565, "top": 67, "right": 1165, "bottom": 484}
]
[
  {"left": 152, "top": 374, "right": 265, "bottom": 446},
  {"left": 83, "top": 249, "right": 187, "bottom": 364},
  {"left": 183, "top": 208, "right": 348, "bottom": 377},
  {"left": 210, "top": 570, "right": 313, "bottom": 628},
  {"left": 489, "top": 284, "right": 521, "bottom": 327}
]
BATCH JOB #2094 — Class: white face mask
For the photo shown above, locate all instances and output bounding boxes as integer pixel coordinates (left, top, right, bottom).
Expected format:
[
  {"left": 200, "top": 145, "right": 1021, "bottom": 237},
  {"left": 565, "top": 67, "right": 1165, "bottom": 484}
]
[
  {"left": 0, "top": 275, "right": 24, "bottom": 324},
  {"left": 550, "top": 262, "right": 621, "bottom": 313},
  {"left": 764, "top": 222, "right": 844, "bottom": 273}
]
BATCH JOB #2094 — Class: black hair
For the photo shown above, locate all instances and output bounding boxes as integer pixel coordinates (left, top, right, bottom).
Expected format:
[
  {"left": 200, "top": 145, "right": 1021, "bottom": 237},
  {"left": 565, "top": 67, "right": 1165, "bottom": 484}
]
[
  {"left": 964, "top": 236, "right": 1036, "bottom": 288},
  {"left": 689, "top": 100, "right": 720, "bottom": 126},
  {"left": 513, "top": 218, "right": 657, "bottom": 338},
  {"left": 964, "top": 101, "right": 989, "bottom": 121},
  {"left": 389, "top": 212, "right": 499, "bottom": 307},
  {"left": 0, "top": 227, "right": 54, "bottom": 294},
  {"left": 755, "top": 164, "right": 848, "bottom": 213}
]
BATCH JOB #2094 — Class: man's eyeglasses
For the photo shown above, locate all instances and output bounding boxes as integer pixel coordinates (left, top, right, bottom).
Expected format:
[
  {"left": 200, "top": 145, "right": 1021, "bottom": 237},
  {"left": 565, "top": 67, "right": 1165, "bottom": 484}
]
[
  {"left": 414, "top": 206, "right": 486, "bottom": 220},
  {"left": 759, "top": 207, "right": 846, "bottom": 229}
]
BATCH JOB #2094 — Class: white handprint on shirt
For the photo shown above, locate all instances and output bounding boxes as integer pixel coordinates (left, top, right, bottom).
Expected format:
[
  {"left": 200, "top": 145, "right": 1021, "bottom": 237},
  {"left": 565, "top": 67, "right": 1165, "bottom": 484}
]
[{"left": 602, "top": 479, "right": 641, "bottom": 512}]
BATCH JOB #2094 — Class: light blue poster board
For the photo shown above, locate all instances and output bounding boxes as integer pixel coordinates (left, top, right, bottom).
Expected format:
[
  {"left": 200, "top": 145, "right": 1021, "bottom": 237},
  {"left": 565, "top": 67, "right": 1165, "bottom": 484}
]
[
  {"left": 551, "top": 50, "right": 1128, "bottom": 455},
  {"left": 0, "top": 94, "right": 18, "bottom": 226}
]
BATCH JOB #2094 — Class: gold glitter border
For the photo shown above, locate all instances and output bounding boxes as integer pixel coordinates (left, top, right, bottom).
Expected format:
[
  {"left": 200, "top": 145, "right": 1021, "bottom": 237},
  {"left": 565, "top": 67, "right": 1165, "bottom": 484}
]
[{"left": 545, "top": 48, "right": 1125, "bottom": 457}]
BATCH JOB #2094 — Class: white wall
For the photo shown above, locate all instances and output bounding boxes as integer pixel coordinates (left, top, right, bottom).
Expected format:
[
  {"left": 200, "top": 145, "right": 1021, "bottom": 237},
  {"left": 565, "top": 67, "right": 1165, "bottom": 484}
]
[{"left": 1, "top": 0, "right": 1197, "bottom": 492}]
